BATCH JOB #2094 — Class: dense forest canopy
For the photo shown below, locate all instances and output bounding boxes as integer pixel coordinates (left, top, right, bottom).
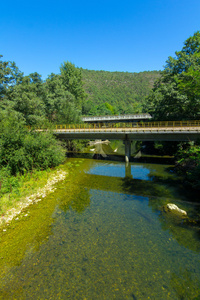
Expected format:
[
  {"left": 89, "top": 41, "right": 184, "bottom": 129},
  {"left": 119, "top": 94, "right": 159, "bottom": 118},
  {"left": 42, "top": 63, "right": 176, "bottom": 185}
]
[{"left": 81, "top": 69, "right": 160, "bottom": 116}]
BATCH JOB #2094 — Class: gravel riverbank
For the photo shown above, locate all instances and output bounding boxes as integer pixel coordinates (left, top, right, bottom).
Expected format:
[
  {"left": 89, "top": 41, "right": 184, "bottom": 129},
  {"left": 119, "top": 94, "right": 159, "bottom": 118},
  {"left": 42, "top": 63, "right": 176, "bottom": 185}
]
[{"left": 1, "top": 170, "right": 67, "bottom": 230}]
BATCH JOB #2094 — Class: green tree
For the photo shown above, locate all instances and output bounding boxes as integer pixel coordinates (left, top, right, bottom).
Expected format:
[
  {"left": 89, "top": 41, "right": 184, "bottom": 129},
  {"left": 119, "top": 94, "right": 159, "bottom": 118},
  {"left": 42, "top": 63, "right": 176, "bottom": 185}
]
[
  {"left": 45, "top": 73, "right": 81, "bottom": 124},
  {"left": 177, "top": 55, "right": 200, "bottom": 115},
  {"left": 6, "top": 73, "right": 46, "bottom": 125},
  {"left": 0, "top": 109, "right": 65, "bottom": 175},
  {"left": 146, "top": 31, "right": 200, "bottom": 120},
  {"left": 176, "top": 142, "right": 200, "bottom": 190},
  {"left": 60, "top": 62, "right": 86, "bottom": 110},
  {"left": 104, "top": 102, "right": 118, "bottom": 115},
  {"left": 0, "top": 55, "right": 23, "bottom": 101}
]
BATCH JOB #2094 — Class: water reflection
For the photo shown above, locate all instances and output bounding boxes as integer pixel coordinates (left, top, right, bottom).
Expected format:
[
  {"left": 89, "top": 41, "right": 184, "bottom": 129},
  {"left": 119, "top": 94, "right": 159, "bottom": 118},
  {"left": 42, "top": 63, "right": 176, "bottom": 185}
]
[
  {"left": 87, "top": 161, "right": 151, "bottom": 180},
  {"left": 125, "top": 162, "right": 132, "bottom": 178},
  {"left": 84, "top": 162, "right": 200, "bottom": 254},
  {"left": 0, "top": 158, "right": 200, "bottom": 299}
]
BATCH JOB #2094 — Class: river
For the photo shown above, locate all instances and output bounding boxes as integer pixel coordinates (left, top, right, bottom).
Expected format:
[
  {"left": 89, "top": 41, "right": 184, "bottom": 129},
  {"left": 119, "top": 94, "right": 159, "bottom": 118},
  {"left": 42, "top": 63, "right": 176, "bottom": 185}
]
[{"left": 0, "top": 158, "right": 200, "bottom": 299}]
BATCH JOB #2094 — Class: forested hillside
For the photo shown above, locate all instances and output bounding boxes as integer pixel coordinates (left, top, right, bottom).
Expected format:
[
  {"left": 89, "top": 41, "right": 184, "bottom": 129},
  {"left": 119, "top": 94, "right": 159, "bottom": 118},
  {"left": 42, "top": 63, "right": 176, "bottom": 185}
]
[{"left": 81, "top": 69, "right": 161, "bottom": 115}]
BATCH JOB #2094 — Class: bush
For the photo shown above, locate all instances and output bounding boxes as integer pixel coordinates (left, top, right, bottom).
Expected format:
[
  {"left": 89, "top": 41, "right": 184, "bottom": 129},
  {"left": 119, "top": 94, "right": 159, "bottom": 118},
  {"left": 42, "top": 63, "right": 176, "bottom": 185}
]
[
  {"left": 176, "top": 143, "right": 200, "bottom": 190},
  {"left": 0, "top": 110, "right": 66, "bottom": 175}
]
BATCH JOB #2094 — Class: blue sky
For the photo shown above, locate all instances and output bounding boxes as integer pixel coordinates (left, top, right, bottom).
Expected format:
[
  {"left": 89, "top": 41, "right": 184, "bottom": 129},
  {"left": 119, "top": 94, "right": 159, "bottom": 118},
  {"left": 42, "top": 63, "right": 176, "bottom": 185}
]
[{"left": 1, "top": 0, "right": 200, "bottom": 79}]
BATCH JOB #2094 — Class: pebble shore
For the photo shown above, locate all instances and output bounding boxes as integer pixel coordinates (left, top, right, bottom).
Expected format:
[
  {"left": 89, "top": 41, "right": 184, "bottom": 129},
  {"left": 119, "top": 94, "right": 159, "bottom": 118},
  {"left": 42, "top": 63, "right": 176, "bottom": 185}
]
[{"left": 1, "top": 170, "right": 67, "bottom": 229}]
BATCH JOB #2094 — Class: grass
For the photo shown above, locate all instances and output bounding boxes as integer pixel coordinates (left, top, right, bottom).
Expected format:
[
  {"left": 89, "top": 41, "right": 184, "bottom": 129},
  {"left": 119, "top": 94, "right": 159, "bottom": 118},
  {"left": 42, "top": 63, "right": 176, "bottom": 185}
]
[{"left": 0, "top": 166, "right": 67, "bottom": 227}]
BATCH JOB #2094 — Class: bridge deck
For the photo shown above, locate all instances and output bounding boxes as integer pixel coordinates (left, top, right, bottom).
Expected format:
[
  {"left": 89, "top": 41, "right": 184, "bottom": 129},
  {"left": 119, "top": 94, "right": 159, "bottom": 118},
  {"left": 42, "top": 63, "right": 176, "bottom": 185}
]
[
  {"left": 54, "top": 126, "right": 200, "bottom": 133},
  {"left": 82, "top": 113, "right": 152, "bottom": 123},
  {"left": 49, "top": 121, "right": 200, "bottom": 161},
  {"left": 54, "top": 126, "right": 200, "bottom": 142}
]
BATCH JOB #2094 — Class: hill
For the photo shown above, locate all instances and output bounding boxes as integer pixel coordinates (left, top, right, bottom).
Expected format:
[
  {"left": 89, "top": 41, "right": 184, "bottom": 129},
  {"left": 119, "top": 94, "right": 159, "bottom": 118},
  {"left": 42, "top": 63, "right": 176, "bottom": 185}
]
[{"left": 81, "top": 69, "right": 161, "bottom": 116}]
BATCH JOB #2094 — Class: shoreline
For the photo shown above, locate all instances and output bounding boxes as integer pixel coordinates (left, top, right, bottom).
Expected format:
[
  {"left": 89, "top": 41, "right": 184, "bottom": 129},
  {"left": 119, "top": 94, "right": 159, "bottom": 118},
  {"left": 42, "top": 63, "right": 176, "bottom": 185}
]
[{"left": 0, "top": 169, "right": 67, "bottom": 230}]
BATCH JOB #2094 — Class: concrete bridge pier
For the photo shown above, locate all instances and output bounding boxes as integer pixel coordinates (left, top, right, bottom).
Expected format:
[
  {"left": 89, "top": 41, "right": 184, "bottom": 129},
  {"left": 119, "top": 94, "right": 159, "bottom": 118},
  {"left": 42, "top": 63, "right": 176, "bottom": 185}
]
[{"left": 124, "top": 136, "right": 131, "bottom": 163}]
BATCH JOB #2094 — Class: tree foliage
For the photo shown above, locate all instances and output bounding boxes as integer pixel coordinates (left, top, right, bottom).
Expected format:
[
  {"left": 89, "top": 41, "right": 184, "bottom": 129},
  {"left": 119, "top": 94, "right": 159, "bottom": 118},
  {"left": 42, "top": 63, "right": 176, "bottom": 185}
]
[
  {"left": 146, "top": 31, "right": 200, "bottom": 120},
  {"left": 0, "top": 55, "right": 23, "bottom": 97},
  {"left": 0, "top": 110, "right": 65, "bottom": 175},
  {"left": 0, "top": 58, "right": 85, "bottom": 126},
  {"left": 176, "top": 143, "right": 200, "bottom": 190},
  {"left": 60, "top": 61, "right": 87, "bottom": 110},
  {"left": 44, "top": 72, "right": 81, "bottom": 124},
  {"left": 0, "top": 57, "right": 86, "bottom": 177},
  {"left": 6, "top": 73, "right": 46, "bottom": 125},
  {"left": 81, "top": 69, "right": 160, "bottom": 116},
  {"left": 145, "top": 32, "right": 200, "bottom": 189}
]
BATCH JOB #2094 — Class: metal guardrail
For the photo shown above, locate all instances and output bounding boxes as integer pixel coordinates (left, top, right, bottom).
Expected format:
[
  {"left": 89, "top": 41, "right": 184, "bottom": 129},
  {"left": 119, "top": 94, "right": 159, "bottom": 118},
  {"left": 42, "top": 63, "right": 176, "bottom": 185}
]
[
  {"left": 82, "top": 113, "right": 152, "bottom": 122},
  {"left": 55, "top": 120, "right": 200, "bottom": 131}
]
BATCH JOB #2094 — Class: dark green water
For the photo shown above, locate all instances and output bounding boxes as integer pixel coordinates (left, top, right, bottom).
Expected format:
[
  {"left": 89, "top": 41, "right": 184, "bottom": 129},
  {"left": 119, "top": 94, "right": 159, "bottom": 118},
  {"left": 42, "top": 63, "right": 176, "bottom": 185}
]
[{"left": 0, "top": 158, "right": 200, "bottom": 299}]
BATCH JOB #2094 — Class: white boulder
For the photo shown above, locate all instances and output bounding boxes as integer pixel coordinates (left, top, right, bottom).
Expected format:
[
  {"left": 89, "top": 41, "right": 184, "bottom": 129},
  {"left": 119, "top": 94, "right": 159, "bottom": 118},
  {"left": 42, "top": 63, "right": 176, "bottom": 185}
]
[{"left": 165, "top": 203, "right": 187, "bottom": 216}]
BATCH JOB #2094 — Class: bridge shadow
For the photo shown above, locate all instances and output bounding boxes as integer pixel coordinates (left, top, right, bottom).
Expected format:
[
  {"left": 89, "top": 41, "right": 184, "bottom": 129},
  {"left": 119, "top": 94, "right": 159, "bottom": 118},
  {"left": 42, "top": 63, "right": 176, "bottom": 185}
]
[
  {"left": 68, "top": 151, "right": 175, "bottom": 165},
  {"left": 83, "top": 173, "right": 175, "bottom": 200}
]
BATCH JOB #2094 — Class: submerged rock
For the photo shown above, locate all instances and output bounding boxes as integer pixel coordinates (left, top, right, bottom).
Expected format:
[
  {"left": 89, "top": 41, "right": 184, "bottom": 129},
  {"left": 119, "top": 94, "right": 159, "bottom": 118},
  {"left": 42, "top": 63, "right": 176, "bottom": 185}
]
[{"left": 163, "top": 203, "right": 187, "bottom": 217}]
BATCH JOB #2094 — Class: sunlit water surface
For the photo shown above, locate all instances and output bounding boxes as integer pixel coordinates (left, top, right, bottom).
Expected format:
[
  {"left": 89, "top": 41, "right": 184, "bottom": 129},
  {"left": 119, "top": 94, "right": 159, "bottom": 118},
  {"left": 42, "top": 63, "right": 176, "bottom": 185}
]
[{"left": 0, "top": 158, "right": 200, "bottom": 299}]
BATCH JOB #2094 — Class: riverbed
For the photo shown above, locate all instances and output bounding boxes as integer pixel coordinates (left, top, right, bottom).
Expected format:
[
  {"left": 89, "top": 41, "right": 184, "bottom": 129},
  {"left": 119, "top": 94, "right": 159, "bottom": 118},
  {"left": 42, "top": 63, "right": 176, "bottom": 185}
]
[{"left": 0, "top": 158, "right": 200, "bottom": 299}]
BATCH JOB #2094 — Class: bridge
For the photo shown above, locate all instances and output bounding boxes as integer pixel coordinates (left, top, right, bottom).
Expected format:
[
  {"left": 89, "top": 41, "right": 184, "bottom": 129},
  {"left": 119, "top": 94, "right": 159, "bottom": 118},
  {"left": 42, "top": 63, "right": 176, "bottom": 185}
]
[
  {"left": 82, "top": 113, "right": 152, "bottom": 123},
  {"left": 53, "top": 120, "right": 200, "bottom": 162}
]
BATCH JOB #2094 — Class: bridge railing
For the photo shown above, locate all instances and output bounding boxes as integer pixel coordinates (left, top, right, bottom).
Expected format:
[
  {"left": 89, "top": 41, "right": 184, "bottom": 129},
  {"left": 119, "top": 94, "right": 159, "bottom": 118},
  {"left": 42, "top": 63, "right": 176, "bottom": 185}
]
[
  {"left": 55, "top": 120, "right": 200, "bottom": 130},
  {"left": 82, "top": 113, "right": 152, "bottom": 122}
]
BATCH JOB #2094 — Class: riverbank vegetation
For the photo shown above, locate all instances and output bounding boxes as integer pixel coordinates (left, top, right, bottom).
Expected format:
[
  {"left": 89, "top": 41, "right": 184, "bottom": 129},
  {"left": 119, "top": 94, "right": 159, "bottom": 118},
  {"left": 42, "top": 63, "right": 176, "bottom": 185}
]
[
  {"left": 175, "top": 142, "right": 200, "bottom": 190},
  {"left": 0, "top": 60, "right": 86, "bottom": 215},
  {"left": 146, "top": 31, "right": 200, "bottom": 190},
  {"left": 0, "top": 167, "right": 67, "bottom": 227}
]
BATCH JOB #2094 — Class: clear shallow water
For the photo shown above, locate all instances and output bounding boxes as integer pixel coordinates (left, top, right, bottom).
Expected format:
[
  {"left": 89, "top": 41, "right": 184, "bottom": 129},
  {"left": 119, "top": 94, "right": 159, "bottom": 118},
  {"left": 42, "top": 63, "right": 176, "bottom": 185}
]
[
  {"left": 0, "top": 158, "right": 200, "bottom": 299},
  {"left": 87, "top": 162, "right": 151, "bottom": 180}
]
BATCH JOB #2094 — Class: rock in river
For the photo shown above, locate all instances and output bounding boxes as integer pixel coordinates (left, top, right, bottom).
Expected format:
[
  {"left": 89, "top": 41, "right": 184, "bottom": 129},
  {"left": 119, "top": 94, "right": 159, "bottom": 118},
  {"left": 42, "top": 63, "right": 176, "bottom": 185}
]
[{"left": 163, "top": 203, "right": 187, "bottom": 216}]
